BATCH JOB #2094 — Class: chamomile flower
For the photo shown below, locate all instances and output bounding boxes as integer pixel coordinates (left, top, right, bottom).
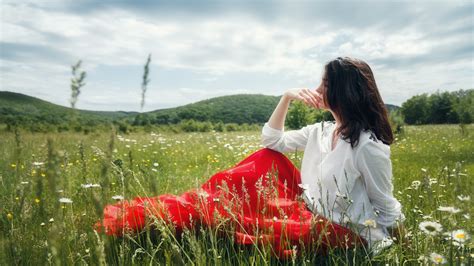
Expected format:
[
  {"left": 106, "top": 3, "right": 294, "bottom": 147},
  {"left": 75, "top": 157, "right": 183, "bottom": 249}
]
[
  {"left": 59, "top": 198, "right": 73, "bottom": 204},
  {"left": 437, "top": 206, "right": 461, "bottom": 214},
  {"left": 429, "top": 252, "right": 446, "bottom": 264},
  {"left": 445, "top": 229, "right": 470, "bottom": 245},
  {"left": 363, "top": 219, "right": 377, "bottom": 228},
  {"left": 418, "top": 221, "right": 443, "bottom": 236},
  {"left": 81, "top": 183, "right": 101, "bottom": 189},
  {"left": 457, "top": 195, "right": 470, "bottom": 202}
]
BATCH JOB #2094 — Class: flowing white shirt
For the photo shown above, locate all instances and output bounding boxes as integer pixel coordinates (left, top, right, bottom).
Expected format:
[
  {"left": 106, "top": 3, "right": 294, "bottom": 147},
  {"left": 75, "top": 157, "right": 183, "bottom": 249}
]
[{"left": 261, "top": 120, "right": 405, "bottom": 254}]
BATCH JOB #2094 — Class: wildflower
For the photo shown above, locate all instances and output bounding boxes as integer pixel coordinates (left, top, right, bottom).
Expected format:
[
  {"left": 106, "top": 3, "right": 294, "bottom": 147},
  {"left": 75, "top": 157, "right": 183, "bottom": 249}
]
[
  {"left": 32, "top": 162, "right": 44, "bottom": 166},
  {"left": 418, "top": 221, "right": 443, "bottom": 236},
  {"left": 445, "top": 229, "right": 470, "bottom": 244},
  {"left": 35, "top": 198, "right": 40, "bottom": 204},
  {"left": 411, "top": 180, "right": 421, "bottom": 189},
  {"left": 429, "top": 252, "right": 446, "bottom": 264},
  {"left": 273, "top": 216, "right": 278, "bottom": 222},
  {"left": 81, "top": 183, "right": 101, "bottom": 189},
  {"left": 457, "top": 195, "right": 470, "bottom": 201},
  {"left": 7, "top": 213, "right": 13, "bottom": 220},
  {"left": 49, "top": 218, "right": 54, "bottom": 223},
  {"left": 59, "top": 198, "right": 73, "bottom": 204},
  {"left": 213, "top": 198, "right": 220, "bottom": 202},
  {"left": 363, "top": 219, "right": 377, "bottom": 228},
  {"left": 40, "top": 222, "right": 45, "bottom": 226},
  {"left": 112, "top": 195, "right": 124, "bottom": 200},
  {"left": 437, "top": 206, "right": 461, "bottom": 214},
  {"left": 153, "top": 162, "right": 159, "bottom": 167},
  {"left": 421, "top": 168, "right": 427, "bottom": 173},
  {"left": 20, "top": 181, "right": 29, "bottom": 185}
]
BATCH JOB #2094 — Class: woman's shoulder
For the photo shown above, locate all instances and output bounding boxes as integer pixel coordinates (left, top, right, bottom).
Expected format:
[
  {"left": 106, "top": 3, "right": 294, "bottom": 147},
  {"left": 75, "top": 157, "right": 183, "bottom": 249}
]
[{"left": 354, "top": 129, "right": 390, "bottom": 156}]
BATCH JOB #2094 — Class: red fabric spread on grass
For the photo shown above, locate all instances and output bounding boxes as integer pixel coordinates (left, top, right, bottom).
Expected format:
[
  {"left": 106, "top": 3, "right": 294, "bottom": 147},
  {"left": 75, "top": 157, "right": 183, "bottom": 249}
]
[{"left": 96, "top": 148, "right": 366, "bottom": 258}]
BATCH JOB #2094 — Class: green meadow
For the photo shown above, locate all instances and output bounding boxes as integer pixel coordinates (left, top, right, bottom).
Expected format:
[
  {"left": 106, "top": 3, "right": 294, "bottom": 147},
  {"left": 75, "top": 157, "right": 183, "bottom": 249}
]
[{"left": 1, "top": 124, "right": 472, "bottom": 265}]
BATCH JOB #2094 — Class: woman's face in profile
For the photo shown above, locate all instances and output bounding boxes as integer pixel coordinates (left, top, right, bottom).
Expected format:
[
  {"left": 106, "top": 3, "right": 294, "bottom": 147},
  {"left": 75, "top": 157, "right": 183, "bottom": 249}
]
[{"left": 315, "top": 75, "right": 328, "bottom": 110}]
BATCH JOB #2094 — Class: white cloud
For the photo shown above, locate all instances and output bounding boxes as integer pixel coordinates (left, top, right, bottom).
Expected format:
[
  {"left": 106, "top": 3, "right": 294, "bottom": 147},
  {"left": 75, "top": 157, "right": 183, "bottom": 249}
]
[{"left": 1, "top": 1, "right": 472, "bottom": 110}]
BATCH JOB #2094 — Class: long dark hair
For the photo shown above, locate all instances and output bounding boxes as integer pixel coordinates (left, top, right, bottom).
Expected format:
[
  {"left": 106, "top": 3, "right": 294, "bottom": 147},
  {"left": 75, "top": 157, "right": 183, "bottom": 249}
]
[{"left": 323, "top": 57, "right": 393, "bottom": 148}]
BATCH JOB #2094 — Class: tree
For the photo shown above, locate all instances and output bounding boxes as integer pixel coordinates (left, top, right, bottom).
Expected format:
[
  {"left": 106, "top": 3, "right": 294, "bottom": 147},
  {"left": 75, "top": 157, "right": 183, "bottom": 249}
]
[
  {"left": 286, "top": 101, "right": 313, "bottom": 129},
  {"left": 401, "top": 94, "right": 430, "bottom": 124}
]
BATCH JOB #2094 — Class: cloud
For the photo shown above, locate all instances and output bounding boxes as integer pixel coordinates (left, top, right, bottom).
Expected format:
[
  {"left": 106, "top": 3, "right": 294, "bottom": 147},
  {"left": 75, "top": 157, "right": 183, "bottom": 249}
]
[{"left": 1, "top": 0, "right": 472, "bottom": 111}]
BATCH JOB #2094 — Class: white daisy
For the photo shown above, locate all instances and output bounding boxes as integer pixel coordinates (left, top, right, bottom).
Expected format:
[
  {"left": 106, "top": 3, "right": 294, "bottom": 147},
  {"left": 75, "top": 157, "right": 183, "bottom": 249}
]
[
  {"left": 418, "top": 221, "right": 443, "bottom": 236},
  {"left": 81, "top": 183, "right": 101, "bottom": 188},
  {"left": 429, "top": 252, "right": 446, "bottom": 264},
  {"left": 445, "top": 229, "right": 470, "bottom": 244},
  {"left": 362, "top": 219, "right": 377, "bottom": 228},
  {"left": 457, "top": 195, "right": 470, "bottom": 201},
  {"left": 437, "top": 206, "right": 461, "bottom": 214},
  {"left": 112, "top": 195, "right": 124, "bottom": 200},
  {"left": 411, "top": 180, "right": 421, "bottom": 189},
  {"left": 59, "top": 198, "right": 73, "bottom": 204}
]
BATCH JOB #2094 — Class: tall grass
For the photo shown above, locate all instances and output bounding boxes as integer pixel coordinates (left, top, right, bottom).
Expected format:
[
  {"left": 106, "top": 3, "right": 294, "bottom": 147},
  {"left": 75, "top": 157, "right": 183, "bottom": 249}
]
[{"left": 0, "top": 124, "right": 472, "bottom": 265}]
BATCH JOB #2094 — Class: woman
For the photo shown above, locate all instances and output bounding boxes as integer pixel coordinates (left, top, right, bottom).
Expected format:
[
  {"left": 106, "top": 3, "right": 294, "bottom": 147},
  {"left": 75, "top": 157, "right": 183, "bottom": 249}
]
[
  {"left": 97, "top": 57, "right": 406, "bottom": 258},
  {"left": 261, "top": 56, "right": 407, "bottom": 254}
]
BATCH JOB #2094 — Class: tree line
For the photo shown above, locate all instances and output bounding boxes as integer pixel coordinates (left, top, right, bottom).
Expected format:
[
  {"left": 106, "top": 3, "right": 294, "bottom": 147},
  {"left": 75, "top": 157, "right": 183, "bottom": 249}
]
[{"left": 401, "top": 89, "right": 473, "bottom": 125}]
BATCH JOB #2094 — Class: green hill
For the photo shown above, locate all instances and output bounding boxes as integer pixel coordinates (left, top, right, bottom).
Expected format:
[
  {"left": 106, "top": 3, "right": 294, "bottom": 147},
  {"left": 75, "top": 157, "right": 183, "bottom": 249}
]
[
  {"left": 0, "top": 91, "right": 135, "bottom": 131},
  {"left": 0, "top": 91, "right": 400, "bottom": 129},
  {"left": 144, "top": 94, "right": 281, "bottom": 125},
  {"left": 0, "top": 91, "right": 134, "bottom": 119}
]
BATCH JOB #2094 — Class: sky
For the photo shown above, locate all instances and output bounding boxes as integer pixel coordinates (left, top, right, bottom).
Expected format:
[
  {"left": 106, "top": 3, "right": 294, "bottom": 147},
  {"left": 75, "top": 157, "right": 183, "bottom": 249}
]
[{"left": 1, "top": 0, "right": 473, "bottom": 112}]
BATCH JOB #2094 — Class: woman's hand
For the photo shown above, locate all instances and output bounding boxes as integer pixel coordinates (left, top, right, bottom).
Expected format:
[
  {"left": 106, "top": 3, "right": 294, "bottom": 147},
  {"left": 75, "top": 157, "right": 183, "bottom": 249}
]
[{"left": 284, "top": 88, "right": 323, "bottom": 109}]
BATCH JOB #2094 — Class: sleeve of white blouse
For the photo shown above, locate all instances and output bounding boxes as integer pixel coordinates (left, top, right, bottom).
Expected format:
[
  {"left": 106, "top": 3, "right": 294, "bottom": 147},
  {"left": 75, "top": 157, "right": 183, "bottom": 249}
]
[
  {"left": 356, "top": 140, "right": 406, "bottom": 228},
  {"left": 261, "top": 122, "right": 317, "bottom": 153}
]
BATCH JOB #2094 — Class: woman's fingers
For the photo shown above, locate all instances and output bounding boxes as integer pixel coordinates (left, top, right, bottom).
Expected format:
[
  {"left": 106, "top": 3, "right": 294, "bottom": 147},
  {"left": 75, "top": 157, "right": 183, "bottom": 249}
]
[
  {"left": 300, "top": 89, "right": 319, "bottom": 108},
  {"left": 312, "top": 91, "right": 323, "bottom": 108}
]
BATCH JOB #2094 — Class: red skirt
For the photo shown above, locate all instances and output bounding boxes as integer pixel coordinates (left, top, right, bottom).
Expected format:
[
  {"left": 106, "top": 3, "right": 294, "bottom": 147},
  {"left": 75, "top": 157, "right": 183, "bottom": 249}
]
[{"left": 96, "top": 148, "right": 367, "bottom": 258}]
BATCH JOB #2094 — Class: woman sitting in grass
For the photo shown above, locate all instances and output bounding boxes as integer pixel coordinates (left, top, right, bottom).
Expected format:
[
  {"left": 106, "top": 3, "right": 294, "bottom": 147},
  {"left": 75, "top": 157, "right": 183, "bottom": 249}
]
[
  {"left": 261, "top": 56, "right": 408, "bottom": 255},
  {"left": 98, "top": 57, "right": 407, "bottom": 259}
]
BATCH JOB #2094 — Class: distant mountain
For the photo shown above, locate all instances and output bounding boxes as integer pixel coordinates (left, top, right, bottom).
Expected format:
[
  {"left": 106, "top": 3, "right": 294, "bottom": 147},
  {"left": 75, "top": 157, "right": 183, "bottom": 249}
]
[
  {"left": 0, "top": 91, "right": 400, "bottom": 127},
  {"left": 385, "top": 104, "right": 400, "bottom": 113}
]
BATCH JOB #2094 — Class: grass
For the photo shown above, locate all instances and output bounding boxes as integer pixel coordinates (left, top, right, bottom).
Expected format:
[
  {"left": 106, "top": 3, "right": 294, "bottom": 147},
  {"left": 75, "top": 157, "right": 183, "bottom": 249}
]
[{"left": 0, "top": 124, "right": 473, "bottom": 265}]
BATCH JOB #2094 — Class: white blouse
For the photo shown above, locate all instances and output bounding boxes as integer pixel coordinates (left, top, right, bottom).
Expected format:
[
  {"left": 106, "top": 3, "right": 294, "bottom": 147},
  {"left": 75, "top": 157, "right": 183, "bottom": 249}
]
[{"left": 261, "top": 120, "right": 405, "bottom": 254}]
